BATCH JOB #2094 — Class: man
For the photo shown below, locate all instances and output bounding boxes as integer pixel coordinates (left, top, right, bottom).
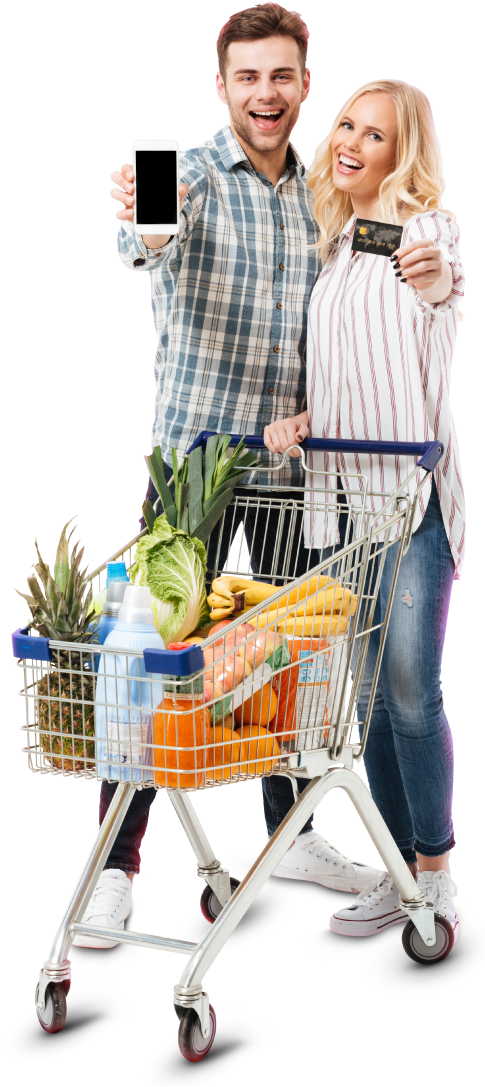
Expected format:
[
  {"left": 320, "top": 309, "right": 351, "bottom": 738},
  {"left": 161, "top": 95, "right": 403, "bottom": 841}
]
[{"left": 74, "top": 4, "right": 381, "bottom": 949}]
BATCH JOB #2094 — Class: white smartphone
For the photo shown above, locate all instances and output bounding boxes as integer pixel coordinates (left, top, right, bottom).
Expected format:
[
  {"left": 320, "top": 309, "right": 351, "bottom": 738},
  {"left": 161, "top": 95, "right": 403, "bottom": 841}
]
[{"left": 132, "top": 140, "right": 179, "bottom": 235}]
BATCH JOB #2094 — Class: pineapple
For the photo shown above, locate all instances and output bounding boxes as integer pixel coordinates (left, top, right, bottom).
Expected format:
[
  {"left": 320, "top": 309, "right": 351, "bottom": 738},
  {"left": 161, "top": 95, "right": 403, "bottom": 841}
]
[{"left": 17, "top": 520, "right": 98, "bottom": 773}]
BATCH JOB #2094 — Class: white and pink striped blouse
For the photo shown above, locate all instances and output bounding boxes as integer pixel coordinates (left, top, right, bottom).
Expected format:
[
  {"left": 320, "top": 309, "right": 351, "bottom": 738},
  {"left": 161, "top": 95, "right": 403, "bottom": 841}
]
[{"left": 305, "top": 210, "right": 465, "bottom": 576}]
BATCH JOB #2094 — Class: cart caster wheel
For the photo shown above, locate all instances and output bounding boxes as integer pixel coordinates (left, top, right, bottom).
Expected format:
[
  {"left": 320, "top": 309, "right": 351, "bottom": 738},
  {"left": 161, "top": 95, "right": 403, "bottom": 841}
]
[
  {"left": 35, "top": 981, "right": 67, "bottom": 1033},
  {"left": 402, "top": 912, "right": 455, "bottom": 964},
  {"left": 178, "top": 1004, "right": 216, "bottom": 1062},
  {"left": 200, "top": 877, "right": 240, "bottom": 923}
]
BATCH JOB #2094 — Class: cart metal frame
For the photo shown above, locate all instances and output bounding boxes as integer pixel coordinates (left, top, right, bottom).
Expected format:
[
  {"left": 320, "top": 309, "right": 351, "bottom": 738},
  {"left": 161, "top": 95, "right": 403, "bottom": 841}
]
[{"left": 13, "top": 434, "right": 447, "bottom": 1058}]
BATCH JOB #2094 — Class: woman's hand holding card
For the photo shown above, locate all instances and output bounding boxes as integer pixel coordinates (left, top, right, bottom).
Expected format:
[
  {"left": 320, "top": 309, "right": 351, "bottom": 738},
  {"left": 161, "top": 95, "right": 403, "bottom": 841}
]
[{"left": 391, "top": 238, "right": 452, "bottom": 303}]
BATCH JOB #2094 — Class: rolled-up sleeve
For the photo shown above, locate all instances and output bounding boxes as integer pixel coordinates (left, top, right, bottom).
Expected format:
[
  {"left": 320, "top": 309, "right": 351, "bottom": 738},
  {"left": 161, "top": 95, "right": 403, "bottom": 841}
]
[
  {"left": 404, "top": 211, "right": 465, "bottom": 316},
  {"left": 117, "top": 159, "right": 208, "bottom": 272}
]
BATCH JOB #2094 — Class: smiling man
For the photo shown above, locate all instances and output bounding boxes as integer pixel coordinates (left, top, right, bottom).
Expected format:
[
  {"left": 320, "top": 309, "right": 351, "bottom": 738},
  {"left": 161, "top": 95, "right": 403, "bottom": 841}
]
[{"left": 73, "top": 4, "right": 383, "bottom": 950}]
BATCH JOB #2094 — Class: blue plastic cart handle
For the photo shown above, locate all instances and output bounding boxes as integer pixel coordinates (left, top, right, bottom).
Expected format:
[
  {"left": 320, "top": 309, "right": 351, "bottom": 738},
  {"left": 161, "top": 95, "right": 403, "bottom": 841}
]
[
  {"left": 11, "top": 626, "right": 205, "bottom": 675},
  {"left": 186, "top": 432, "right": 444, "bottom": 472},
  {"left": 12, "top": 627, "right": 52, "bottom": 661}
]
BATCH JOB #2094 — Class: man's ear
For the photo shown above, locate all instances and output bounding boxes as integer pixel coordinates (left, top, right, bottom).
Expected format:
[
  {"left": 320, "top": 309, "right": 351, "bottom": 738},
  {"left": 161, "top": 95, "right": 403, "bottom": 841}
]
[
  {"left": 301, "top": 68, "right": 311, "bottom": 104},
  {"left": 216, "top": 72, "right": 228, "bottom": 105}
]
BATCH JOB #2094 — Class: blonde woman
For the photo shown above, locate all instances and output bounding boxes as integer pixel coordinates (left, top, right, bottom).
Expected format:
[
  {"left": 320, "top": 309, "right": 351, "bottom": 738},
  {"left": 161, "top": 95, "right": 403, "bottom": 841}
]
[{"left": 264, "top": 81, "right": 464, "bottom": 942}]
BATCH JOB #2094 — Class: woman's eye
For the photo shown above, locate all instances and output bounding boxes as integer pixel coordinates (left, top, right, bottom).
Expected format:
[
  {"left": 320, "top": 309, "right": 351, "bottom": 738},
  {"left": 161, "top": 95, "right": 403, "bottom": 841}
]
[
  {"left": 341, "top": 122, "right": 352, "bottom": 130},
  {"left": 368, "top": 132, "right": 382, "bottom": 141}
]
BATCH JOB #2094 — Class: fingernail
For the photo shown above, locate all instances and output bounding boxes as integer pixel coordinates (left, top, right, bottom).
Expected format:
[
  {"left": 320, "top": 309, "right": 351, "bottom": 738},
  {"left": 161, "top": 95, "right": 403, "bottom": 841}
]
[
  {"left": 393, "top": 262, "right": 401, "bottom": 270},
  {"left": 395, "top": 271, "right": 402, "bottom": 278},
  {"left": 390, "top": 252, "right": 399, "bottom": 260},
  {"left": 399, "top": 278, "right": 407, "bottom": 284}
]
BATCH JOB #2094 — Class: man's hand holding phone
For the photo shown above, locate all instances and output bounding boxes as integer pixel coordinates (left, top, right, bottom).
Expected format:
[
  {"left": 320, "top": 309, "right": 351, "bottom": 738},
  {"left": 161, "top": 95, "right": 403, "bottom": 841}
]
[{"left": 110, "top": 163, "right": 188, "bottom": 249}]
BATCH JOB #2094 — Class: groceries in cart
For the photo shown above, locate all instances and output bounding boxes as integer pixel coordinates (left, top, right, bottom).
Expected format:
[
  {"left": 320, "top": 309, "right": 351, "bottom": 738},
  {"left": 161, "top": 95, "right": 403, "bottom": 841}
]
[{"left": 15, "top": 433, "right": 359, "bottom": 786}]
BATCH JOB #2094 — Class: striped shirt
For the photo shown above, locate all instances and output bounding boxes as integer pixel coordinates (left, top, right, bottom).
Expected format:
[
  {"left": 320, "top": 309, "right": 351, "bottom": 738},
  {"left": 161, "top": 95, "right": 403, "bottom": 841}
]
[
  {"left": 118, "top": 125, "right": 321, "bottom": 487},
  {"left": 305, "top": 211, "right": 466, "bottom": 575}
]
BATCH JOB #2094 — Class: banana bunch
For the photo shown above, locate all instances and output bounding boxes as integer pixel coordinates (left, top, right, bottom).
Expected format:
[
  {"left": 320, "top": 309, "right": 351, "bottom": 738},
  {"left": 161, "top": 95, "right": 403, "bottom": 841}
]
[
  {"left": 254, "top": 577, "right": 358, "bottom": 638},
  {"left": 207, "top": 574, "right": 357, "bottom": 637}
]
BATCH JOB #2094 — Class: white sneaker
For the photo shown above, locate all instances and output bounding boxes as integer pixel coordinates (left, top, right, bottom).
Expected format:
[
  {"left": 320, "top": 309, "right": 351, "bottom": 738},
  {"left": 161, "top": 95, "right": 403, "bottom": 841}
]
[
  {"left": 271, "top": 831, "right": 384, "bottom": 893},
  {"left": 330, "top": 873, "right": 407, "bottom": 936},
  {"left": 72, "top": 869, "right": 133, "bottom": 949},
  {"left": 417, "top": 869, "right": 459, "bottom": 943}
]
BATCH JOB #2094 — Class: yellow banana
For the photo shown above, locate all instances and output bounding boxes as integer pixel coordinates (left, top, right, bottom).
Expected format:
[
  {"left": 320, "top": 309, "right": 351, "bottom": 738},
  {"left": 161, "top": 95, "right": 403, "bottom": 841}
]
[
  {"left": 211, "top": 576, "right": 278, "bottom": 606},
  {"left": 277, "top": 614, "right": 350, "bottom": 638}
]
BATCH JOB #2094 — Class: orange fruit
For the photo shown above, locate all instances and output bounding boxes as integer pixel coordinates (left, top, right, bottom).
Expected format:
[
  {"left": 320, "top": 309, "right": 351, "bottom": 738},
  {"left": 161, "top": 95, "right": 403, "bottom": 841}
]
[
  {"left": 205, "top": 725, "right": 242, "bottom": 782},
  {"left": 184, "top": 636, "right": 204, "bottom": 644},
  {"left": 235, "top": 725, "right": 280, "bottom": 775},
  {"left": 233, "top": 684, "right": 278, "bottom": 727}
]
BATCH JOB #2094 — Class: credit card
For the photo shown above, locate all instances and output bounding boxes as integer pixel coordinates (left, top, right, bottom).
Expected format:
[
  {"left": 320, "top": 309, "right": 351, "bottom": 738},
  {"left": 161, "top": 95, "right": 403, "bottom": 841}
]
[{"left": 352, "top": 218, "right": 403, "bottom": 257}]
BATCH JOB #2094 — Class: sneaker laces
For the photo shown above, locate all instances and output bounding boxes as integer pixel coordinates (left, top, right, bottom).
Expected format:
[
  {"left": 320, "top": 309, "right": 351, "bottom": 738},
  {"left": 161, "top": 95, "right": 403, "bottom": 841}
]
[
  {"left": 417, "top": 870, "right": 457, "bottom": 915},
  {"left": 356, "top": 873, "right": 394, "bottom": 906},
  {"left": 86, "top": 872, "right": 129, "bottom": 919},
  {"left": 299, "top": 832, "right": 350, "bottom": 868}
]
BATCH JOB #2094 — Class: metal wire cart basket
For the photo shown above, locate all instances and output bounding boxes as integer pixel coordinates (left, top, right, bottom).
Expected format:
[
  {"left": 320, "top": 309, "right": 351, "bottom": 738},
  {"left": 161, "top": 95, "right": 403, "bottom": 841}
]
[{"left": 13, "top": 434, "right": 452, "bottom": 1061}]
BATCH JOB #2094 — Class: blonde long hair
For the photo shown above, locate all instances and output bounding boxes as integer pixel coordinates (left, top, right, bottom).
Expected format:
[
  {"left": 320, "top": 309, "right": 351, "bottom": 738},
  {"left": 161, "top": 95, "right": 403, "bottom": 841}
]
[{"left": 308, "top": 80, "right": 452, "bottom": 262}]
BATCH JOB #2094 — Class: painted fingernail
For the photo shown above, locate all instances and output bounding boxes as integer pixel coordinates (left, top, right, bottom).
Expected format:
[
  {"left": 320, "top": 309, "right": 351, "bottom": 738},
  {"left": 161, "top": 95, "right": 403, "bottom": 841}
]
[
  {"left": 395, "top": 270, "right": 402, "bottom": 278},
  {"left": 399, "top": 278, "right": 407, "bottom": 284},
  {"left": 393, "top": 262, "right": 401, "bottom": 270}
]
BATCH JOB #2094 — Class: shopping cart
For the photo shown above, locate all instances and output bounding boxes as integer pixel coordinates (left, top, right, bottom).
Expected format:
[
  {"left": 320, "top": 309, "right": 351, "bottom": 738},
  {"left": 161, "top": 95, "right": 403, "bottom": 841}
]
[{"left": 13, "top": 434, "right": 453, "bottom": 1062}]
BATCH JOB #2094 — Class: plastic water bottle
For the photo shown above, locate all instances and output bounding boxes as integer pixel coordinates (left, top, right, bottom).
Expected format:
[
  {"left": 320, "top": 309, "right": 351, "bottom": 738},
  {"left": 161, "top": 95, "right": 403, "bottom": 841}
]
[
  {"left": 92, "top": 561, "right": 130, "bottom": 616},
  {"left": 91, "top": 582, "right": 126, "bottom": 665},
  {"left": 95, "top": 585, "right": 164, "bottom": 782}
]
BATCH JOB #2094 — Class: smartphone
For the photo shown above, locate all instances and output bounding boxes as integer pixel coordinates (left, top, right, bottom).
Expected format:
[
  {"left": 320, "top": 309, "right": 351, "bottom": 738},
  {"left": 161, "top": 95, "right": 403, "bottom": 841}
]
[{"left": 132, "top": 140, "right": 179, "bottom": 235}]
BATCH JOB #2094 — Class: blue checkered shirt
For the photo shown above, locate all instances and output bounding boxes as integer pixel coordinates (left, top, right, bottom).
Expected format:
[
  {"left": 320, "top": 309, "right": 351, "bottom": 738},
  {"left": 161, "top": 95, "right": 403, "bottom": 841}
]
[{"left": 118, "top": 125, "right": 321, "bottom": 486}]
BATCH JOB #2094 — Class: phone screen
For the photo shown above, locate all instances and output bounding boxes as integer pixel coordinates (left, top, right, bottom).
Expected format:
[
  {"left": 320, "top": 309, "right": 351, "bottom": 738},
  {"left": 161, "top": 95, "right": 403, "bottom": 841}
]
[{"left": 135, "top": 150, "right": 177, "bottom": 225}]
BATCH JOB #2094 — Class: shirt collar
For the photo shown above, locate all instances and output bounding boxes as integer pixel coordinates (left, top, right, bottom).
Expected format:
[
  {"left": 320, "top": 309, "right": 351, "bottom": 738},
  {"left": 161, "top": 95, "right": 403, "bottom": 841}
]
[
  {"left": 341, "top": 214, "right": 357, "bottom": 240},
  {"left": 214, "top": 124, "right": 305, "bottom": 179}
]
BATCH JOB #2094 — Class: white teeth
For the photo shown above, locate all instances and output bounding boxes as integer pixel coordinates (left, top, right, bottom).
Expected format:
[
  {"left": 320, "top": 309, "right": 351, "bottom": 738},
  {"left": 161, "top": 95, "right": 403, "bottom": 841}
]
[
  {"left": 340, "top": 154, "right": 363, "bottom": 168},
  {"left": 253, "top": 111, "right": 281, "bottom": 116}
]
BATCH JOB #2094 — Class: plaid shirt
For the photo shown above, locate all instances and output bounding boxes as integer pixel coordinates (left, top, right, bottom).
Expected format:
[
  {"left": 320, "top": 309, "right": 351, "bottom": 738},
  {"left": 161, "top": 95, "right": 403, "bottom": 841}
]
[{"left": 118, "top": 125, "right": 321, "bottom": 486}]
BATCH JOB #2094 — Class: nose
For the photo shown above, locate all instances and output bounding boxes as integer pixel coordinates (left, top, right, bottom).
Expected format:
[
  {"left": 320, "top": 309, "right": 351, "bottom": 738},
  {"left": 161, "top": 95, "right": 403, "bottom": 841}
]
[{"left": 255, "top": 75, "right": 278, "bottom": 101}]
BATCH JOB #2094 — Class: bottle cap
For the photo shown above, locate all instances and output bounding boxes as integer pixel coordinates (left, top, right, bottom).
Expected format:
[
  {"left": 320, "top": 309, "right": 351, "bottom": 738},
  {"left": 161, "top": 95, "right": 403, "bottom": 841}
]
[
  {"left": 102, "top": 580, "right": 127, "bottom": 616},
  {"left": 106, "top": 561, "right": 130, "bottom": 586},
  {"left": 119, "top": 585, "right": 155, "bottom": 625}
]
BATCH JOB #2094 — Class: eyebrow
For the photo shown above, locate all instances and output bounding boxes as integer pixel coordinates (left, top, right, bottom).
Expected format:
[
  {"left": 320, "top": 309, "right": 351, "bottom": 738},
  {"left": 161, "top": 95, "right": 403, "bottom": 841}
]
[
  {"left": 233, "top": 66, "right": 297, "bottom": 75},
  {"left": 341, "top": 115, "right": 387, "bottom": 136}
]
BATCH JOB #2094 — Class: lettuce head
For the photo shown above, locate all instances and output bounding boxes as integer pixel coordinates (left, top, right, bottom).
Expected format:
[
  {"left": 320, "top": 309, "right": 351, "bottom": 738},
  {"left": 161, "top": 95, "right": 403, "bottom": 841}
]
[{"left": 131, "top": 515, "right": 210, "bottom": 644}]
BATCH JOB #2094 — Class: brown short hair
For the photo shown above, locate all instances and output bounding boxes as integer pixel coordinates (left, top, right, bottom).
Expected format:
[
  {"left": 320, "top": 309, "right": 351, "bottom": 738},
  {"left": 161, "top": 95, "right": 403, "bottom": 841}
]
[{"left": 217, "top": 4, "right": 309, "bottom": 80}]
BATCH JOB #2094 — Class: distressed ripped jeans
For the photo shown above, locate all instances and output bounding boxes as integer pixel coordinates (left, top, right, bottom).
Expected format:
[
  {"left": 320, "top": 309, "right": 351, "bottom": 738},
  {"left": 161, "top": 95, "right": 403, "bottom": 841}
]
[{"left": 264, "top": 480, "right": 456, "bottom": 864}]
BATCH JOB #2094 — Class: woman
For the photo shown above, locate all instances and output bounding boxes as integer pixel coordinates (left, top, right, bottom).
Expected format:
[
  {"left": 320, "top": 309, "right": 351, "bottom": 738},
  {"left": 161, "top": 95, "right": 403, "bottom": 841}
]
[{"left": 264, "top": 80, "right": 464, "bottom": 941}]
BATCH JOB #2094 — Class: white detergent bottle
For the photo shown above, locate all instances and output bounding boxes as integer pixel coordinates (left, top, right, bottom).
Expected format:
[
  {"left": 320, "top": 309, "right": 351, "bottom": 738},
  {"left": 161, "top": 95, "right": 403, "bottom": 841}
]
[{"left": 95, "top": 585, "right": 164, "bottom": 782}]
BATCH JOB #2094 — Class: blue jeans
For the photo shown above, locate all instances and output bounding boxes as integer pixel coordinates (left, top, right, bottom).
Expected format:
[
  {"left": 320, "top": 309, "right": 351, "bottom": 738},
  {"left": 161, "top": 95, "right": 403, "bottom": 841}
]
[{"left": 265, "top": 481, "right": 455, "bottom": 860}]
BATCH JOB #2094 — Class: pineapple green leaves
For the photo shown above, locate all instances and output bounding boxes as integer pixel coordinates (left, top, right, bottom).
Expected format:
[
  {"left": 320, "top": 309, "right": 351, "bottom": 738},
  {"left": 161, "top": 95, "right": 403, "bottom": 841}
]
[
  {"left": 17, "top": 521, "right": 98, "bottom": 643},
  {"left": 143, "top": 434, "right": 259, "bottom": 545}
]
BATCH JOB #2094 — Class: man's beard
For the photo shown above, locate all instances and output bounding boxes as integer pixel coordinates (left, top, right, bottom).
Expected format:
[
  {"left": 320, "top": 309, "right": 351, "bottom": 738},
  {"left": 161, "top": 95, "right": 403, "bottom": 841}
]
[{"left": 227, "top": 99, "right": 299, "bottom": 154}]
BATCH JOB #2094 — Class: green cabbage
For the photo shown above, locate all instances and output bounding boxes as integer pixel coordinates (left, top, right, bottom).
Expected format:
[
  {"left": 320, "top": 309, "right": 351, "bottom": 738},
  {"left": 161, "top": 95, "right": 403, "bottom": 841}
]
[{"left": 131, "top": 515, "right": 210, "bottom": 644}]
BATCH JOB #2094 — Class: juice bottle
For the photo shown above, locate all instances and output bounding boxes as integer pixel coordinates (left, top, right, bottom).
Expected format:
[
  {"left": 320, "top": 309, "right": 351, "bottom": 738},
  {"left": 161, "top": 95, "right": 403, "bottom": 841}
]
[
  {"left": 271, "top": 638, "right": 330, "bottom": 749},
  {"left": 153, "top": 642, "right": 210, "bottom": 788}
]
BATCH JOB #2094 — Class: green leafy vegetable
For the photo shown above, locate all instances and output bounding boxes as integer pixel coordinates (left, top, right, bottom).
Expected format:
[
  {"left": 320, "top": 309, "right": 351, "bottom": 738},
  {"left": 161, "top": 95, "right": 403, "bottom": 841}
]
[{"left": 131, "top": 515, "right": 210, "bottom": 642}]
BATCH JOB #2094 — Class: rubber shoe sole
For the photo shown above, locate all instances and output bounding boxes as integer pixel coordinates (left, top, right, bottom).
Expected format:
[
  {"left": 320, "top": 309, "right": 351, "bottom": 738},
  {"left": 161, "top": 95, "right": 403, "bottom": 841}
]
[
  {"left": 329, "top": 909, "right": 408, "bottom": 936},
  {"left": 72, "top": 912, "right": 130, "bottom": 949},
  {"left": 272, "top": 865, "right": 378, "bottom": 894}
]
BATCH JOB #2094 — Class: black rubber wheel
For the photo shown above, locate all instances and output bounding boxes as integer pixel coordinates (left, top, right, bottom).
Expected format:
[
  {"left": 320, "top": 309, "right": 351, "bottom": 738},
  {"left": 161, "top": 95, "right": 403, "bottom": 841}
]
[
  {"left": 35, "top": 982, "right": 67, "bottom": 1033},
  {"left": 200, "top": 877, "right": 240, "bottom": 923},
  {"left": 178, "top": 1005, "right": 216, "bottom": 1062},
  {"left": 402, "top": 912, "right": 455, "bottom": 964}
]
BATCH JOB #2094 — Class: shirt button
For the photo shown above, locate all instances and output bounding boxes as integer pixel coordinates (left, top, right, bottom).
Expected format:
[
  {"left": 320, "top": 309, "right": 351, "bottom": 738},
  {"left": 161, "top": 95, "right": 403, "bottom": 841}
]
[
  {"left": 279, "top": 263, "right": 285, "bottom": 271},
  {"left": 273, "top": 345, "right": 280, "bottom": 353},
  {"left": 268, "top": 388, "right": 275, "bottom": 395},
  {"left": 133, "top": 258, "right": 146, "bottom": 267},
  {"left": 276, "top": 302, "right": 282, "bottom": 310},
  {"left": 280, "top": 223, "right": 285, "bottom": 230}
]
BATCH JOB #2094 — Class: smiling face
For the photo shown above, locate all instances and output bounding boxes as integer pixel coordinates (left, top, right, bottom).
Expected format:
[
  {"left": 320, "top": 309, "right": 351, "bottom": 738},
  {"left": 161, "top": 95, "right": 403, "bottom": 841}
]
[
  {"left": 331, "top": 93, "right": 398, "bottom": 215},
  {"left": 216, "top": 36, "right": 309, "bottom": 155}
]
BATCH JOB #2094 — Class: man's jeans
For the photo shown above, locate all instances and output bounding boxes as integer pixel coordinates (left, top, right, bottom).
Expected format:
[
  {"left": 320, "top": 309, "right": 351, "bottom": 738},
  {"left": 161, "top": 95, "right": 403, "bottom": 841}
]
[
  {"left": 101, "top": 466, "right": 320, "bottom": 873},
  {"left": 101, "top": 474, "right": 455, "bottom": 871}
]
